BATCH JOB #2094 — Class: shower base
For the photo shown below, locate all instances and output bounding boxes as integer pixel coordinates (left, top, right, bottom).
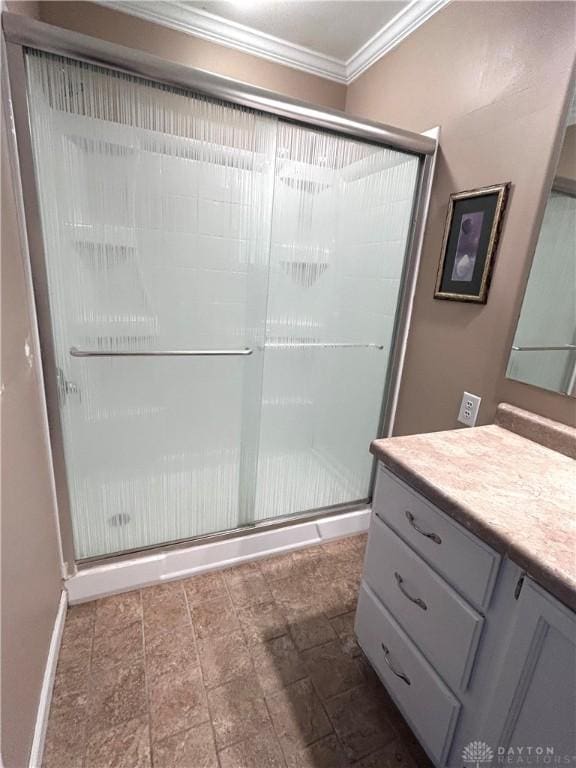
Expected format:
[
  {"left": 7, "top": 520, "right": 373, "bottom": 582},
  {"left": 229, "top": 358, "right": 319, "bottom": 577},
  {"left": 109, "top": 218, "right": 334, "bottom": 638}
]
[
  {"left": 67, "top": 503, "right": 370, "bottom": 603},
  {"left": 72, "top": 448, "right": 367, "bottom": 560}
]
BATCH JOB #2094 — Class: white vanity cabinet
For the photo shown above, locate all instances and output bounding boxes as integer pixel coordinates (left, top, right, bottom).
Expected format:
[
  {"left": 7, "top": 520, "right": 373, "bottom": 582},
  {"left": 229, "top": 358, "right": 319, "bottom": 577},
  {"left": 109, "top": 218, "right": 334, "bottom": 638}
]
[
  {"left": 480, "top": 578, "right": 576, "bottom": 760},
  {"left": 356, "top": 464, "right": 576, "bottom": 768}
]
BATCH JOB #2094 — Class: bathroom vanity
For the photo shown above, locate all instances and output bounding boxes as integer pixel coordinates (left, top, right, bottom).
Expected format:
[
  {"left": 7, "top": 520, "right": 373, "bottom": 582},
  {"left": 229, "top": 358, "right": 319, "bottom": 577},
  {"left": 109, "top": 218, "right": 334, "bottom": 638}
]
[{"left": 355, "top": 404, "right": 576, "bottom": 768}]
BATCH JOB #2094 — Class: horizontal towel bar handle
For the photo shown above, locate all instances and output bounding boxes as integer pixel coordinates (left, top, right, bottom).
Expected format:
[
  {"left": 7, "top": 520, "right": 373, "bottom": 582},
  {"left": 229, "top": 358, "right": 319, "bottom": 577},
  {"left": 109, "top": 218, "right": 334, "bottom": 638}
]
[
  {"left": 512, "top": 344, "right": 576, "bottom": 352},
  {"left": 70, "top": 342, "right": 386, "bottom": 357},
  {"left": 70, "top": 347, "right": 253, "bottom": 357}
]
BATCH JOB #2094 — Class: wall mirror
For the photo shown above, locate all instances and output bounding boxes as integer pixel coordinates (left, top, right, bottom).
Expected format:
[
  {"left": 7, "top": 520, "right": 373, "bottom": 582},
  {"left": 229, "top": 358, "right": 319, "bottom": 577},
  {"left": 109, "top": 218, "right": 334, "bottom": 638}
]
[{"left": 506, "top": 88, "right": 576, "bottom": 396}]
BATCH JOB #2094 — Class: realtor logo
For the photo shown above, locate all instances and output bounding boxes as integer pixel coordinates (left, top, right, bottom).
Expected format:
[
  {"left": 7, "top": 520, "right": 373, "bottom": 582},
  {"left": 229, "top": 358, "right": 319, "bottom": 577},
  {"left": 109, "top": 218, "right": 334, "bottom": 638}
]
[{"left": 462, "top": 741, "right": 494, "bottom": 767}]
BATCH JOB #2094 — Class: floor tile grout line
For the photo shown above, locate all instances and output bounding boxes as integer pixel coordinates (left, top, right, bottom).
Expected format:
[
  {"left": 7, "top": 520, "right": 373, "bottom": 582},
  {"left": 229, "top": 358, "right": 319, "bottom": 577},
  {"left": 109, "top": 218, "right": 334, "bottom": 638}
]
[
  {"left": 80, "top": 602, "right": 97, "bottom": 768},
  {"left": 300, "top": 640, "right": 355, "bottom": 763},
  {"left": 137, "top": 590, "right": 155, "bottom": 768},
  {"left": 258, "top": 554, "right": 348, "bottom": 766},
  {"left": 182, "top": 577, "right": 223, "bottom": 768},
  {"left": 78, "top": 603, "right": 150, "bottom": 758},
  {"left": 293, "top": 541, "right": 370, "bottom": 765},
  {"left": 219, "top": 563, "right": 289, "bottom": 766}
]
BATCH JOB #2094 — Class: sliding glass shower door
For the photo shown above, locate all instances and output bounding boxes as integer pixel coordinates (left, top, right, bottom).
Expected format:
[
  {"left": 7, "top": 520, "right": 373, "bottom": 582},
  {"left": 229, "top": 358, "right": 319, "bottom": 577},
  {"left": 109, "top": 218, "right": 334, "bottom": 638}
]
[
  {"left": 25, "top": 50, "right": 421, "bottom": 559},
  {"left": 254, "top": 123, "right": 419, "bottom": 519},
  {"left": 26, "top": 51, "right": 277, "bottom": 558}
]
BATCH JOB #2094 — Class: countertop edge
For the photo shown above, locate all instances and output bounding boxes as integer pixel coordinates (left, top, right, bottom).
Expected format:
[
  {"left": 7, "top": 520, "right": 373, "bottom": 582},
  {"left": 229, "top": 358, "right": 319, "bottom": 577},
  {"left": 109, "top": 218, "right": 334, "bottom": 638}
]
[{"left": 370, "top": 443, "right": 576, "bottom": 614}]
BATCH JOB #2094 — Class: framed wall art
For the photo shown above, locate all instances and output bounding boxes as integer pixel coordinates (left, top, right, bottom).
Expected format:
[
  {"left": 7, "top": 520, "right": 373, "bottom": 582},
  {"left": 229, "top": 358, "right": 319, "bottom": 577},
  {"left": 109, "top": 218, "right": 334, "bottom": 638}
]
[{"left": 434, "top": 183, "right": 510, "bottom": 303}]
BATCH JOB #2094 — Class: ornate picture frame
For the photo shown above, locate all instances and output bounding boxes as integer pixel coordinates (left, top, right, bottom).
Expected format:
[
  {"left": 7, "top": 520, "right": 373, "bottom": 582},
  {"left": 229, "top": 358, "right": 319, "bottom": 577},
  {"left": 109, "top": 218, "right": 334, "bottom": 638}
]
[{"left": 434, "top": 183, "right": 510, "bottom": 303}]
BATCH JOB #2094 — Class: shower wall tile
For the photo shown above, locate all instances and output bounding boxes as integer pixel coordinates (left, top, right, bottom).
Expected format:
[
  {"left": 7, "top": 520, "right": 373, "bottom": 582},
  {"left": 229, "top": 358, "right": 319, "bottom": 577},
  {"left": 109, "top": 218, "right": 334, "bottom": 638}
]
[
  {"left": 135, "top": 190, "right": 163, "bottom": 231},
  {"left": 199, "top": 199, "right": 252, "bottom": 239},
  {"left": 192, "top": 269, "right": 248, "bottom": 305},
  {"left": 340, "top": 277, "right": 400, "bottom": 316},
  {"left": 200, "top": 165, "right": 252, "bottom": 204},
  {"left": 197, "top": 234, "right": 250, "bottom": 271},
  {"left": 161, "top": 155, "right": 200, "bottom": 197},
  {"left": 162, "top": 195, "right": 199, "bottom": 233},
  {"left": 141, "top": 231, "right": 199, "bottom": 267},
  {"left": 380, "top": 240, "right": 409, "bottom": 279}
]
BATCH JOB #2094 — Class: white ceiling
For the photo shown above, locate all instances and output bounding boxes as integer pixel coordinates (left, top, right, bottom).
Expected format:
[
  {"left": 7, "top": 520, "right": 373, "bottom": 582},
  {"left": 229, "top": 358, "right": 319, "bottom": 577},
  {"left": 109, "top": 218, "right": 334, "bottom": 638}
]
[
  {"left": 185, "top": 1, "right": 409, "bottom": 61},
  {"left": 100, "top": 0, "right": 450, "bottom": 83}
]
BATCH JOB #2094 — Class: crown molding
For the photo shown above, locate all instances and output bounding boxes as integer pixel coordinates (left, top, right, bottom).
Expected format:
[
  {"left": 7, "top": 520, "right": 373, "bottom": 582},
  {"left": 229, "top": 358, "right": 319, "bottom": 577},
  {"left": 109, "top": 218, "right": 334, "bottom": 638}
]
[
  {"left": 346, "top": 0, "right": 451, "bottom": 82},
  {"left": 97, "top": 1, "right": 348, "bottom": 82},
  {"left": 97, "top": 0, "right": 450, "bottom": 85}
]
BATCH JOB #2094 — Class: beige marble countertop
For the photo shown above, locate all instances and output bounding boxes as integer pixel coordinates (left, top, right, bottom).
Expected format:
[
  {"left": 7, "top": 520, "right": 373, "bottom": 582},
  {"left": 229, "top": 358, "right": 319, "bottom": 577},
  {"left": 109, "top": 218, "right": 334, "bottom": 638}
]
[{"left": 371, "top": 419, "right": 576, "bottom": 611}]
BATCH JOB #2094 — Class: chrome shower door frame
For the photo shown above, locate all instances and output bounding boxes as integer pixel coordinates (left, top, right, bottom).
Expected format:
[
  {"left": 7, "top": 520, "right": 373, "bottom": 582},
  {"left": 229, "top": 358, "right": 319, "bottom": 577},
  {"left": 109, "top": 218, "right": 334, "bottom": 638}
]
[{"left": 2, "top": 11, "right": 438, "bottom": 570}]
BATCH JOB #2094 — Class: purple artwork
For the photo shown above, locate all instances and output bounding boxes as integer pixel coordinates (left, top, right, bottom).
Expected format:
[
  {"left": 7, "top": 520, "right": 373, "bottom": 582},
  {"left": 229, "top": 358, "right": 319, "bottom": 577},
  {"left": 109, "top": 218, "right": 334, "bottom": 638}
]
[{"left": 451, "top": 211, "right": 484, "bottom": 282}]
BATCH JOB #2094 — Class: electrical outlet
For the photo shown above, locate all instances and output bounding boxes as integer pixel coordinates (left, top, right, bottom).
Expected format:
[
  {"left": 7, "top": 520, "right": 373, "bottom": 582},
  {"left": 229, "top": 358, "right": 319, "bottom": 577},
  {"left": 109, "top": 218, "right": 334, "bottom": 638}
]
[{"left": 457, "top": 391, "right": 481, "bottom": 427}]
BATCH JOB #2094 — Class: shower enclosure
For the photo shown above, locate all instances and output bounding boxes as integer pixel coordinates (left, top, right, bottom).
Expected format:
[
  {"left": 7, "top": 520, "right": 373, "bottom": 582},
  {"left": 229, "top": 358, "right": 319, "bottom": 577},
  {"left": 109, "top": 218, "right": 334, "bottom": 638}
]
[{"left": 5, "top": 14, "right": 436, "bottom": 562}]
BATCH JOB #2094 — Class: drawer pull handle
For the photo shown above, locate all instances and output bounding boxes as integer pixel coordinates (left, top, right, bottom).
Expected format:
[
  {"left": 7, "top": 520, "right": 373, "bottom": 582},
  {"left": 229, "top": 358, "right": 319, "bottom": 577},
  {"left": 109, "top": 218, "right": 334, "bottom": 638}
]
[
  {"left": 395, "top": 572, "right": 428, "bottom": 611},
  {"left": 405, "top": 511, "right": 442, "bottom": 545},
  {"left": 381, "top": 643, "right": 411, "bottom": 685}
]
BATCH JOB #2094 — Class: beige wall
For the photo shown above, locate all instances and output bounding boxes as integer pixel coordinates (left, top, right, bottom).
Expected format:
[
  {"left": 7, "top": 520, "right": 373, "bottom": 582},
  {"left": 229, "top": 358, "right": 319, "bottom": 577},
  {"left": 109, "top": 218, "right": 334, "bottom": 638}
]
[
  {"left": 347, "top": 0, "right": 576, "bottom": 432},
  {"left": 1, "top": 88, "right": 63, "bottom": 768},
  {"left": 38, "top": 1, "right": 346, "bottom": 110},
  {"left": 2, "top": 5, "right": 63, "bottom": 767}
]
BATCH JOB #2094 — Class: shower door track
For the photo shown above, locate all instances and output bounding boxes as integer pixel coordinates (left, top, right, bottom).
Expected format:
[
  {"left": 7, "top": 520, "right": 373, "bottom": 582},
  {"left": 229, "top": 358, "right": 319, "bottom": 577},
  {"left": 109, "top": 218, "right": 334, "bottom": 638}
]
[
  {"left": 77, "top": 500, "right": 370, "bottom": 568},
  {"left": 3, "top": 11, "right": 438, "bottom": 571}
]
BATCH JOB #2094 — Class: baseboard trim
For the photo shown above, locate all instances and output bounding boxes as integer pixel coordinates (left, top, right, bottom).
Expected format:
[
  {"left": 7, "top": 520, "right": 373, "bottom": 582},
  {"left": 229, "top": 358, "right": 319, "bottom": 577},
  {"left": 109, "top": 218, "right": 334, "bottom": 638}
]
[
  {"left": 66, "top": 508, "right": 370, "bottom": 604},
  {"left": 29, "top": 590, "right": 67, "bottom": 768}
]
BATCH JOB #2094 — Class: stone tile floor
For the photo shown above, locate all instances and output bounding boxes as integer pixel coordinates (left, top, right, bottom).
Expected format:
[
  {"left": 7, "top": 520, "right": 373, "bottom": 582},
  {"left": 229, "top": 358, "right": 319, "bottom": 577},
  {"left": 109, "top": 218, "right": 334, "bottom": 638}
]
[{"left": 44, "top": 534, "right": 433, "bottom": 768}]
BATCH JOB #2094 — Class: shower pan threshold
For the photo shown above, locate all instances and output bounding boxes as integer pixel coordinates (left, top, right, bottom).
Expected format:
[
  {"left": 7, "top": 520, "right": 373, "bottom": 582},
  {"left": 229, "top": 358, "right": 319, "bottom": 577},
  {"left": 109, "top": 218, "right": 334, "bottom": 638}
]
[{"left": 66, "top": 503, "right": 371, "bottom": 604}]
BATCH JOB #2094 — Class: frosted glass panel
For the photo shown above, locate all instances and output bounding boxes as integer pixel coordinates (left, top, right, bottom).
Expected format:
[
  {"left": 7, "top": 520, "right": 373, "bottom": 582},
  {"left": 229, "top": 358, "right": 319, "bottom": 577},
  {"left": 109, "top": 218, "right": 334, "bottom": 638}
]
[
  {"left": 25, "top": 50, "right": 276, "bottom": 558},
  {"left": 254, "top": 122, "right": 419, "bottom": 520}
]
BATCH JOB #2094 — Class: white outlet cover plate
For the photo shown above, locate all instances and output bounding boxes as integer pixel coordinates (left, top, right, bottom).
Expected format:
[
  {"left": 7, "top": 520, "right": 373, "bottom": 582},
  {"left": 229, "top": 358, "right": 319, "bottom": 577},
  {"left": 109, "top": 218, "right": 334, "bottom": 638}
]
[{"left": 458, "top": 391, "right": 481, "bottom": 427}]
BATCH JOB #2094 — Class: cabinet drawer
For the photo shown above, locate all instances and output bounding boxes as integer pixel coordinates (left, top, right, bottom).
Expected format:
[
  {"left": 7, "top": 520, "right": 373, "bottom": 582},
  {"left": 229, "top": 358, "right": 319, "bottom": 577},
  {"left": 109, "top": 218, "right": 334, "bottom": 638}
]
[
  {"left": 355, "top": 582, "right": 460, "bottom": 767},
  {"left": 364, "top": 515, "right": 484, "bottom": 691},
  {"left": 373, "top": 465, "right": 500, "bottom": 609}
]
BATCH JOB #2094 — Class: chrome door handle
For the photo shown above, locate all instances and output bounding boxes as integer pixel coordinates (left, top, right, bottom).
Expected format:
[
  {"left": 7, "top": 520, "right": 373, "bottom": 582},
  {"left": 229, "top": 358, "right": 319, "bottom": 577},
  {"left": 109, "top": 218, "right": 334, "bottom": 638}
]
[
  {"left": 394, "top": 572, "right": 427, "bottom": 611},
  {"left": 405, "top": 511, "right": 441, "bottom": 544},
  {"left": 70, "top": 347, "right": 253, "bottom": 357},
  {"left": 381, "top": 643, "right": 411, "bottom": 685}
]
